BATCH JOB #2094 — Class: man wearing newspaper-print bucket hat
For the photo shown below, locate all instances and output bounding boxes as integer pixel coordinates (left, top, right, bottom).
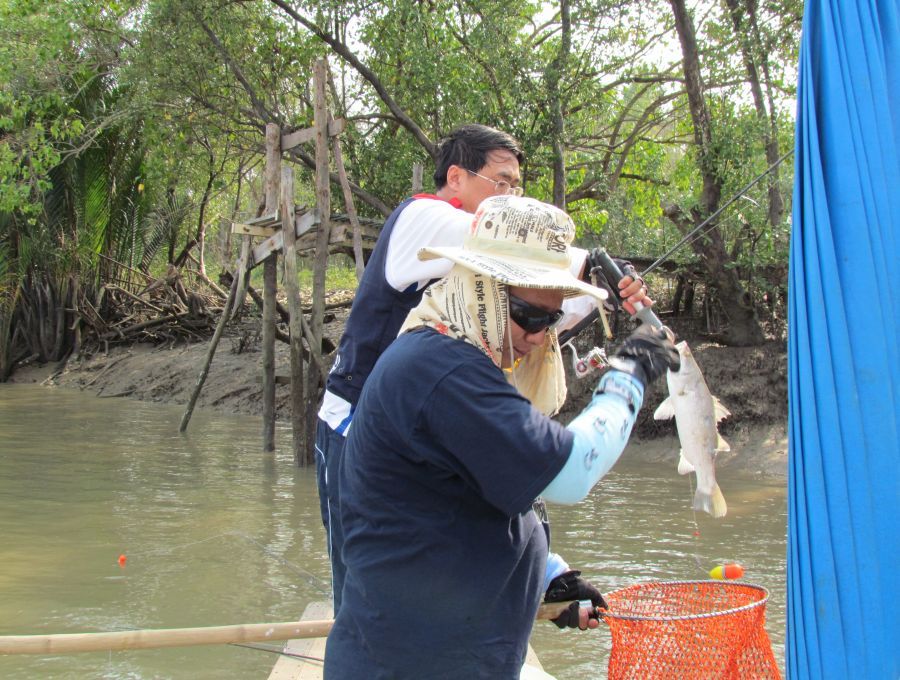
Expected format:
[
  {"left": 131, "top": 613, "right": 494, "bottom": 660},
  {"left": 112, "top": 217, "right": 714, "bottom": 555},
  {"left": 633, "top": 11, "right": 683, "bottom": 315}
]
[{"left": 324, "top": 195, "right": 680, "bottom": 680}]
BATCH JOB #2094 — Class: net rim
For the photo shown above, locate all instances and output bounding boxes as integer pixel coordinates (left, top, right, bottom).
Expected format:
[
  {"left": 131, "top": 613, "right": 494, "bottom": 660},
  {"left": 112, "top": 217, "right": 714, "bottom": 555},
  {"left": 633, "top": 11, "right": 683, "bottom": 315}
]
[{"left": 602, "top": 579, "right": 770, "bottom": 623}]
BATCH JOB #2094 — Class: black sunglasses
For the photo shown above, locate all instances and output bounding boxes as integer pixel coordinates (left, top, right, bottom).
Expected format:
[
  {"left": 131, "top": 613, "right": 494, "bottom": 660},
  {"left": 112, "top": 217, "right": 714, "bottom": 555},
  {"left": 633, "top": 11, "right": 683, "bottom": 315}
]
[{"left": 508, "top": 294, "right": 564, "bottom": 334}]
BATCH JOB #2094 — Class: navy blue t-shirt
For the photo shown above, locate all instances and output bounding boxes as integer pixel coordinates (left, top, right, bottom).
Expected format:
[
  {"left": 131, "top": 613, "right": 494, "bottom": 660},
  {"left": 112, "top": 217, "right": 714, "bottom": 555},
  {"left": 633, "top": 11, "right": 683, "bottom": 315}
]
[{"left": 325, "top": 328, "right": 574, "bottom": 679}]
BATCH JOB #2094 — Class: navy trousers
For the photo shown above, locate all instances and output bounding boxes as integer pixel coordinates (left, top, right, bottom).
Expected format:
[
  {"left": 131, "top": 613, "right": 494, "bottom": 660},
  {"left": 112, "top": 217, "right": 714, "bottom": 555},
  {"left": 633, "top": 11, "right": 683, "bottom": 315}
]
[{"left": 314, "top": 417, "right": 348, "bottom": 611}]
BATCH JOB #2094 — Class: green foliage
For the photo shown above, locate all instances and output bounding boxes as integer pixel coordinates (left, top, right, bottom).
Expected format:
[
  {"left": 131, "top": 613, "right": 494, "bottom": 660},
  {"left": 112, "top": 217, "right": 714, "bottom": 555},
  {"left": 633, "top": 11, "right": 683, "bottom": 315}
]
[
  {"left": 299, "top": 260, "right": 359, "bottom": 293},
  {"left": 1, "top": 0, "right": 798, "bottom": 321}
]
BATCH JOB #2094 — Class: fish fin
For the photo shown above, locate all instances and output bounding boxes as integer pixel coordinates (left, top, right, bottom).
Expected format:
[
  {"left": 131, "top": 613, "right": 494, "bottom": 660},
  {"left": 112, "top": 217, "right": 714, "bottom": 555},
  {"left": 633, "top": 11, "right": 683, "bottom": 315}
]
[
  {"left": 677, "top": 452, "right": 695, "bottom": 475},
  {"left": 654, "top": 398, "right": 675, "bottom": 421},
  {"left": 713, "top": 397, "right": 731, "bottom": 422},
  {"left": 693, "top": 483, "right": 728, "bottom": 518},
  {"left": 715, "top": 434, "right": 731, "bottom": 454}
]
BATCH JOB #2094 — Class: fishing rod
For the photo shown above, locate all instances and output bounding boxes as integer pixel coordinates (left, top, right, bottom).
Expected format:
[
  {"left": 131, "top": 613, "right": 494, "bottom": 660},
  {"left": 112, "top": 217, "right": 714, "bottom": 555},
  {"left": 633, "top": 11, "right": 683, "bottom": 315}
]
[
  {"left": 558, "top": 250, "right": 664, "bottom": 350},
  {"left": 558, "top": 148, "right": 793, "bottom": 350},
  {"left": 642, "top": 149, "right": 793, "bottom": 276},
  {"left": 559, "top": 250, "right": 666, "bottom": 371}
]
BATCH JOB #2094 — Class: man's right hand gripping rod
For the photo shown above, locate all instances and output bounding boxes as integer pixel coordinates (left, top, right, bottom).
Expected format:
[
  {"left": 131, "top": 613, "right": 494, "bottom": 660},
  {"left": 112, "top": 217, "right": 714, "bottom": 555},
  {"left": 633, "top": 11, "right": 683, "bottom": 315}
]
[{"left": 589, "top": 248, "right": 664, "bottom": 330}]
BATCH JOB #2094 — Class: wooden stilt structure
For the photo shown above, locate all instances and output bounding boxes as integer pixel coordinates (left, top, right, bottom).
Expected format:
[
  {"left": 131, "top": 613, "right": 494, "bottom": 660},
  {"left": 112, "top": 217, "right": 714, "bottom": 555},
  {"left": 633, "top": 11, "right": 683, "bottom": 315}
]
[{"left": 179, "top": 58, "right": 374, "bottom": 466}]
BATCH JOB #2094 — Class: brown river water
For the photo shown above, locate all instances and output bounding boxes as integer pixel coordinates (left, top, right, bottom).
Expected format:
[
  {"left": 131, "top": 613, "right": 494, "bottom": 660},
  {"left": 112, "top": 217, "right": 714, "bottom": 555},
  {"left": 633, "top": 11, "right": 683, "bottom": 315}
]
[{"left": 0, "top": 384, "right": 786, "bottom": 679}]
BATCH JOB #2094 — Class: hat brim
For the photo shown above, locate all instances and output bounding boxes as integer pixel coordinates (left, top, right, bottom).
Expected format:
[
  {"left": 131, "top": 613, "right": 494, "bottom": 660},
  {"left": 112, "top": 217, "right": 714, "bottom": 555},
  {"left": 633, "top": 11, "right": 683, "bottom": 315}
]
[{"left": 420, "top": 247, "right": 608, "bottom": 302}]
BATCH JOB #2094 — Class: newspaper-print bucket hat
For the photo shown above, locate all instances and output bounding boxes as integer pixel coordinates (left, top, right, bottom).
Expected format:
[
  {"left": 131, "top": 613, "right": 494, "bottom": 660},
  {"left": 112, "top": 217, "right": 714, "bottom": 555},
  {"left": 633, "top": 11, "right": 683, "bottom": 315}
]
[{"left": 419, "top": 195, "right": 607, "bottom": 302}]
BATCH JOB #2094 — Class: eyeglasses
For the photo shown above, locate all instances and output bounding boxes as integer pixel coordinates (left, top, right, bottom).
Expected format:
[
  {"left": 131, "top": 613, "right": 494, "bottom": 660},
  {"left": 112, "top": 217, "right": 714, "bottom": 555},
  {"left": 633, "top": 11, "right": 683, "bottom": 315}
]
[
  {"left": 508, "top": 294, "right": 564, "bottom": 334},
  {"left": 467, "top": 170, "right": 524, "bottom": 197}
]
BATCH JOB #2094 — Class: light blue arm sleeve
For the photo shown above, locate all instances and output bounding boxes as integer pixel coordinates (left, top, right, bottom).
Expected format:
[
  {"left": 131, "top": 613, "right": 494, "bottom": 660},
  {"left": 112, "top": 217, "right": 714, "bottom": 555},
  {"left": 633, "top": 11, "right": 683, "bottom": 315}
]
[
  {"left": 543, "top": 552, "right": 570, "bottom": 591},
  {"left": 540, "top": 368, "right": 644, "bottom": 504}
]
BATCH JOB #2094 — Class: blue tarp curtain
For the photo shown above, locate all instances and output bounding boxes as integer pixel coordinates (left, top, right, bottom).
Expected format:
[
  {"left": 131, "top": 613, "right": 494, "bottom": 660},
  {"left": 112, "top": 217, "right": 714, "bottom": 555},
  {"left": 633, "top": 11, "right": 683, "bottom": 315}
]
[{"left": 789, "top": 1, "right": 900, "bottom": 677}]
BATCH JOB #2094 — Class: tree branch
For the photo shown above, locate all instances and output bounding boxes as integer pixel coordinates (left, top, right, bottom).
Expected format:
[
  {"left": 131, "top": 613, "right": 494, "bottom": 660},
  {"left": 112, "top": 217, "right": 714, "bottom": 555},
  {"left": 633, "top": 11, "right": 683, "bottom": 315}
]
[
  {"left": 266, "top": 0, "right": 436, "bottom": 158},
  {"left": 191, "top": 9, "right": 278, "bottom": 124}
]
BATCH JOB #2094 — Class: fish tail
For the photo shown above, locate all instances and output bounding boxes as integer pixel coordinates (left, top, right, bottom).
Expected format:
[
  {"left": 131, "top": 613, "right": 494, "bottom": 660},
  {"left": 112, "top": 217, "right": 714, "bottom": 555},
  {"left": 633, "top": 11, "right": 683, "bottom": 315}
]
[{"left": 693, "top": 483, "right": 728, "bottom": 518}]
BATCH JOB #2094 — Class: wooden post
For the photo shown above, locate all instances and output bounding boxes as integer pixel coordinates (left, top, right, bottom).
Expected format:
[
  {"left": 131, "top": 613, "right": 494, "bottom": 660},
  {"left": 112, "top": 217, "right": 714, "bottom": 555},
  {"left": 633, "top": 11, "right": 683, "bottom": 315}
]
[
  {"left": 412, "top": 161, "right": 424, "bottom": 194},
  {"left": 261, "top": 123, "right": 281, "bottom": 452},
  {"left": 229, "top": 239, "right": 252, "bottom": 320},
  {"left": 331, "top": 130, "right": 364, "bottom": 282},
  {"left": 305, "top": 59, "right": 332, "bottom": 465},
  {"left": 280, "top": 167, "right": 307, "bottom": 466},
  {"left": 326, "top": 69, "right": 365, "bottom": 282},
  {"left": 179, "top": 276, "right": 239, "bottom": 433}
]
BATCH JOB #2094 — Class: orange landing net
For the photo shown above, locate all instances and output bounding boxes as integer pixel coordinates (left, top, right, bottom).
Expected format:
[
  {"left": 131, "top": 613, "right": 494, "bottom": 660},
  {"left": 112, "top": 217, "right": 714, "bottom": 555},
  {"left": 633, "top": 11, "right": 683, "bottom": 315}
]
[{"left": 602, "top": 580, "right": 781, "bottom": 679}]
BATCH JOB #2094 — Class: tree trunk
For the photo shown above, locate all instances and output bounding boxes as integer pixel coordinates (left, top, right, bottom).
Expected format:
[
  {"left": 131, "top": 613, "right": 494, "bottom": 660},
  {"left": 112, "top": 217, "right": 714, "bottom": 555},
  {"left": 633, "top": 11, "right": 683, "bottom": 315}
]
[
  {"left": 195, "top": 148, "right": 216, "bottom": 278},
  {"left": 723, "top": 0, "right": 784, "bottom": 226},
  {"left": 546, "top": 0, "right": 571, "bottom": 208},
  {"left": 667, "top": 0, "right": 765, "bottom": 346},
  {"left": 664, "top": 205, "right": 764, "bottom": 344}
]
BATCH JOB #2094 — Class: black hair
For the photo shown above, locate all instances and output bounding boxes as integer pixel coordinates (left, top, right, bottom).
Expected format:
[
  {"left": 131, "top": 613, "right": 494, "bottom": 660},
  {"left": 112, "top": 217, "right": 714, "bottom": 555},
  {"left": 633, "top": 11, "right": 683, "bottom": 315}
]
[{"left": 433, "top": 124, "right": 524, "bottom": 189}]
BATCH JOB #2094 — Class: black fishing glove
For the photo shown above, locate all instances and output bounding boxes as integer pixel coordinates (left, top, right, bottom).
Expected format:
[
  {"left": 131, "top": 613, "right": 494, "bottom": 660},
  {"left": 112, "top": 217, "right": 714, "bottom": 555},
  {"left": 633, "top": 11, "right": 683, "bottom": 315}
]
[
  {"left": 610, "top": 324, "right": 681, "bottom": 387},
  {"left": 544, "top": 570, "right": 607, "bottom": 629}
]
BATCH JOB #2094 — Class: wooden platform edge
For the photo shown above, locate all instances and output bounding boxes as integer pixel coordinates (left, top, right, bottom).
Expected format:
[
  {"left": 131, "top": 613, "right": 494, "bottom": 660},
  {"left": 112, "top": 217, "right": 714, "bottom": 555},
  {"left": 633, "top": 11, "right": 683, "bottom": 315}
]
[
  {"left": 264, "top": 601, "right": 554, "bottom": 679},
  {"left": 266, "top": 601, "right": 331, "bottom": 680}
]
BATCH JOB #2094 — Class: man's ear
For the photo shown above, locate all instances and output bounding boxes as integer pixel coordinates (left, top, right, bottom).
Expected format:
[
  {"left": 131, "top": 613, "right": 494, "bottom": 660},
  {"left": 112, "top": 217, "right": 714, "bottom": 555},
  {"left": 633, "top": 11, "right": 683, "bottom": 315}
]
[{"left": 445, "top": 164, "right": 465, "bottom": 192}]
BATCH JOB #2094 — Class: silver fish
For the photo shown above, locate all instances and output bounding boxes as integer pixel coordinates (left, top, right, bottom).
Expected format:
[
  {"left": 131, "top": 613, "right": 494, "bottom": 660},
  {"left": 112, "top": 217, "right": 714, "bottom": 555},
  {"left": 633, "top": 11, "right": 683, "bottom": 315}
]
[{"left": 653, "top": 342, "right": 730, "bottom": 518}]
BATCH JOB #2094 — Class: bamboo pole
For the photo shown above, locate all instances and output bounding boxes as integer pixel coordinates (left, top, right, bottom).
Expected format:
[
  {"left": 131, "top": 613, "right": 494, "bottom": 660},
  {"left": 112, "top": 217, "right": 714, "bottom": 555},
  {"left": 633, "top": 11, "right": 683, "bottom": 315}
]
[
  {"left": 0, "top": 620, "right": 333, "bottom": 656},
  {"left": 0, "top": 603, "right": 574, "bottom": 655}
]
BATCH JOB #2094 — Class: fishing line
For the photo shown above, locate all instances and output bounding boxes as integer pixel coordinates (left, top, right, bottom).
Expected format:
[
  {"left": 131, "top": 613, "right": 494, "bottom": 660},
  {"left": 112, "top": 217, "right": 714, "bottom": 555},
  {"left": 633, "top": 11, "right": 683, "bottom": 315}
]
[
  {"left": 685, "top": 474, "right": 709, "bottom": 576},
  {"left": 117, "top": 530, "right": 330, "bottom": 595},
  {"left": 229, "top": 641, "right": 324, "bottom": 663},
  {"left": 641, "top": 149, "right": 793, "bottom": 277}
]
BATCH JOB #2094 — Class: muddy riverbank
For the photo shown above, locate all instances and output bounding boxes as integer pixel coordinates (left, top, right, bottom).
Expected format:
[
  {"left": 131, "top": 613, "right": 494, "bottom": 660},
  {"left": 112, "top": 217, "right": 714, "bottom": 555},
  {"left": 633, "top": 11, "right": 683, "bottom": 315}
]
[{"left": 9, "top": 304, "right": 788, "bottom": 479}]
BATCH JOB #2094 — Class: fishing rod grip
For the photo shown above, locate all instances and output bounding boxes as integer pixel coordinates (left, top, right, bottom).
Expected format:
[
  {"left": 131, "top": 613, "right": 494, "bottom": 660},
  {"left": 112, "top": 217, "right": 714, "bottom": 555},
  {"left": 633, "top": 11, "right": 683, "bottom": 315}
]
[{"left": 589, "top": 247, "right": 663, "bottom": 329}]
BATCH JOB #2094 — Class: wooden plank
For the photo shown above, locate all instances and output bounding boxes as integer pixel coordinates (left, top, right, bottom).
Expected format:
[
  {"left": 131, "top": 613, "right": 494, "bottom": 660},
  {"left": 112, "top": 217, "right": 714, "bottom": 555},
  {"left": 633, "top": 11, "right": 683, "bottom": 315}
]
[
  {"left": 267, "top": 601, "right": 331, "bottom": 680},
  {"left": 247, "top": 212, "right": 379, "bottom": 266},
  {"left": 254, "top": 375, "right": 292, "bottom": 386},
  {"left": 294, "top": 220, "right": 379, "bottom": 252},
  {"left": 263, "top": 603, "right": 549, "bottom": 680},
  {"left": 230, "top": 223, "right": 277, "bottom": 238},
  {"left": 251, "top": 210, "right": 319, "bottom": 267},
  {"left": 245, "top": 210, "right": 280, "bottom": 227},
  {"left": 280, "top": 118, "right": 345, "bottom": 151},
  {"left": 525, "top": 644, "right": 544, "bottom": 670}
]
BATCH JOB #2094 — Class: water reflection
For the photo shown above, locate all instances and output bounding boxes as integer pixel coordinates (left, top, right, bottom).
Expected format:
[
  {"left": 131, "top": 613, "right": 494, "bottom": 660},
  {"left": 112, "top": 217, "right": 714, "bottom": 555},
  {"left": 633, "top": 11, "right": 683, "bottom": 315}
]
[
  {"left": 531, "top": 453, "right": 787, "bottom": 679},
  {"left": 0, "top": 385, "right": 786, "bottom": 679},
  {"left": 0, "top": 385, "right": 329, "bottom": 679}
]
